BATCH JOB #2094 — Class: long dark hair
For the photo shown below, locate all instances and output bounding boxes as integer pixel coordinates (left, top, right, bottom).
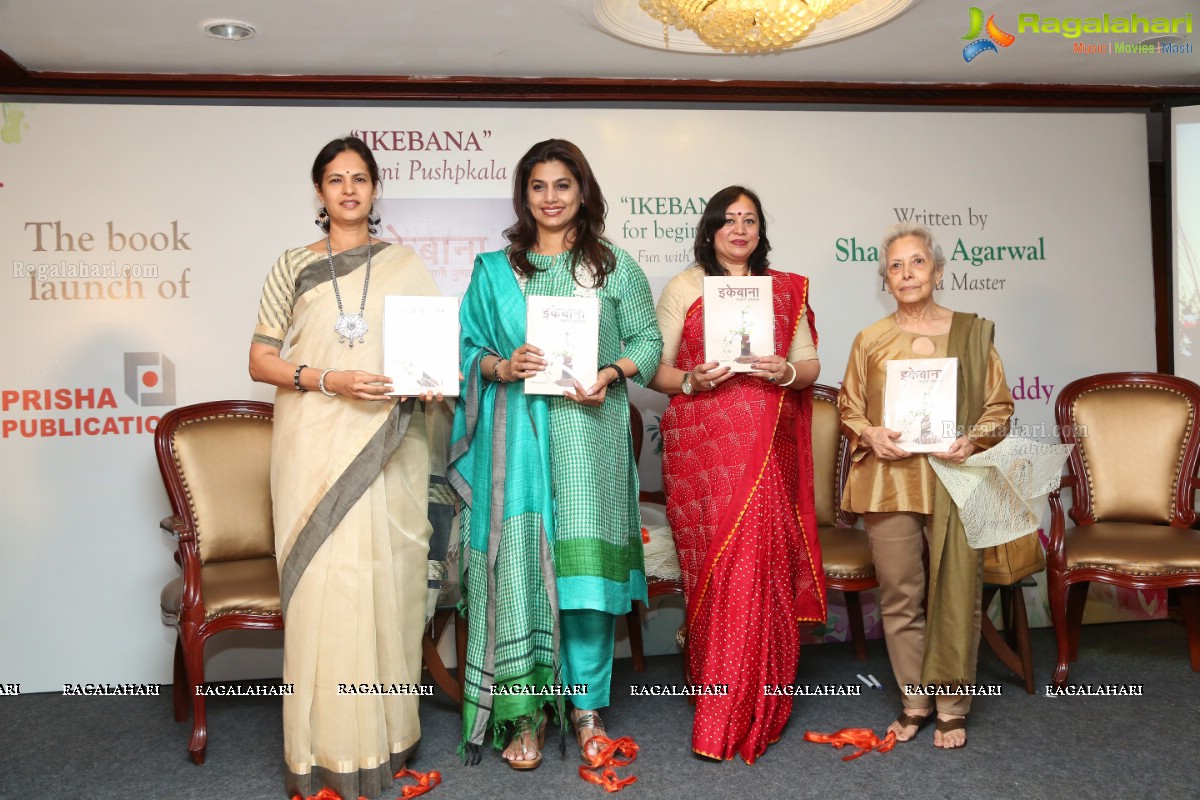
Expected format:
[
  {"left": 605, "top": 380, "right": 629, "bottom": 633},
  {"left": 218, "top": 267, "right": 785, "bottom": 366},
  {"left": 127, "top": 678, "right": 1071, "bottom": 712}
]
[
  {"left": 311, "top": 136, "right": 382, "bottom": 234},
  {"left": 693, "top": 185, "right": 771, "bottom": 277},
  {"left": 504, "top": 139, "right": 615, "bottom": 287}
]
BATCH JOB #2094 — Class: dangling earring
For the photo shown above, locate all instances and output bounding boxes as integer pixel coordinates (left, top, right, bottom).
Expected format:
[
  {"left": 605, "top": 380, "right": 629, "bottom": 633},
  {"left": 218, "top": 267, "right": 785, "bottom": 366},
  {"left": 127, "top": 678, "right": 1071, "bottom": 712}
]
[
  {"left": 315, "top": 206, "right": 329, "bottom": 231},
  {"left": 367, "top": 205, "right": 382, "bottom": 230}
]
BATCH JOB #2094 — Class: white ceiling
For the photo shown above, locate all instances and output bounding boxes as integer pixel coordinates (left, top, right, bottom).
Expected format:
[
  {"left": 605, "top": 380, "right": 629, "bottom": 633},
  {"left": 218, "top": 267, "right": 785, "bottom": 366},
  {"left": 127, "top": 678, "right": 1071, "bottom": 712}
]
[{"left": 0, "top": 0, "right": 1196, "bottom": 87}]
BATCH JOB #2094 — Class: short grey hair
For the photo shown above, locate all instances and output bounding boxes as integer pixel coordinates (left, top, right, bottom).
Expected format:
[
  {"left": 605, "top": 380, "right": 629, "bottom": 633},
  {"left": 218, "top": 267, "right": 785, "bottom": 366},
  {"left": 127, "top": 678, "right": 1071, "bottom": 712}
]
[{"left": 878, "top": 222, "right": 946, "bottom": 277}]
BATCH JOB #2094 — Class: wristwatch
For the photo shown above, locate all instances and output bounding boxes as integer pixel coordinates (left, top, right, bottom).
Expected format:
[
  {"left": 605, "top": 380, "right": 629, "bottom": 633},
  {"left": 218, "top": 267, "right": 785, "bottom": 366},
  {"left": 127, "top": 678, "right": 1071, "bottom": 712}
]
[{"left": 681, "top": 372, "right": 694, "bottom": 396}]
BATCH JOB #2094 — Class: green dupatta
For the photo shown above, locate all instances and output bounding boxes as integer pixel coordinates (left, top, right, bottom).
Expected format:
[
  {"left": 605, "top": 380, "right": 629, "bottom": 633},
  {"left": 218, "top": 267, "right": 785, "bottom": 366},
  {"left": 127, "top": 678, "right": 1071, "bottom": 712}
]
[{"left": 448, "top": 250, "right": 561, "bottom": 760}]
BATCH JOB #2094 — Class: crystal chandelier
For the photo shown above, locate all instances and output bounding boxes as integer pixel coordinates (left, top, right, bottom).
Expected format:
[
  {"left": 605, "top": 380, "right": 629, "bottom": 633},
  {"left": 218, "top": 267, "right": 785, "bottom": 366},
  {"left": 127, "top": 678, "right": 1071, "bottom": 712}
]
[{"left": 639, "top": 0, "right": 862, "bottom": 52}]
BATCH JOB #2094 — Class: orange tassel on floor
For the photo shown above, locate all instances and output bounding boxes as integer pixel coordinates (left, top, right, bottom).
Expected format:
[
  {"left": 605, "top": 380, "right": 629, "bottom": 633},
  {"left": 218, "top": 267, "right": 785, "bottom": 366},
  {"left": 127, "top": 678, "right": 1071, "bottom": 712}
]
[
  {"left": 804, "top": 728, "right": 897, "bottom": 761},
  {"left": 289, "top": 769, "right": 440, "bottom": 800},
  {"left": 291, "top": 788, "right": 366, "bottom": 800},
  {"left": 393, "top": 768, "right": 441, "bottom": 798},
  {"left": 578, "top": 735, "right": 639, "bottom": 792}
]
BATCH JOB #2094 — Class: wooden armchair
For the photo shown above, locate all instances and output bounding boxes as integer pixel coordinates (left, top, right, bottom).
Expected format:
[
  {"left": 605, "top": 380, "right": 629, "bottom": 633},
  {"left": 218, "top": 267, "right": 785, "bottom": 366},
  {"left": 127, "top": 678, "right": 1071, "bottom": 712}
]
[
  {"left": 154, "top": 400, "right": 281, "bottom": 765},
  {"left": 1049, "top": 372, "right": 1200, "bottom": 687},
  {"left": 812, "top": 384, "right": 877, "bottom": 660}
]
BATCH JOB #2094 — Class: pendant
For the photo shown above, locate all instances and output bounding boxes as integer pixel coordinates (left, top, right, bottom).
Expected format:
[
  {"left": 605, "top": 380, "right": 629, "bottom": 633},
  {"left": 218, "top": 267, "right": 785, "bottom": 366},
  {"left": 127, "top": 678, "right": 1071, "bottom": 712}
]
[{"left": 334, "top": 313, "right": 368, "bottom": 346}]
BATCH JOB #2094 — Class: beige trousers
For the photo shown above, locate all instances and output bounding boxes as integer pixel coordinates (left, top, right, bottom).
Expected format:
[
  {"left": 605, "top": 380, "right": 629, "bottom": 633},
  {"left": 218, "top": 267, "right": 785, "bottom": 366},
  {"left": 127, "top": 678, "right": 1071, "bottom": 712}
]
[{"left": 863, "top": 511, "right": 982, "bottom": 716}]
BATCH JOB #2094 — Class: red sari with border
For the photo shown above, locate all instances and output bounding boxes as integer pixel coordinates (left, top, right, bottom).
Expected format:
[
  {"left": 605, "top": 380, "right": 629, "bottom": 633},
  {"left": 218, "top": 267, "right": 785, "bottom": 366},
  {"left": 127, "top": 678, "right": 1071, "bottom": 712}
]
[{"left": 660, "top": 269, "right": 826, "bottom": 763}]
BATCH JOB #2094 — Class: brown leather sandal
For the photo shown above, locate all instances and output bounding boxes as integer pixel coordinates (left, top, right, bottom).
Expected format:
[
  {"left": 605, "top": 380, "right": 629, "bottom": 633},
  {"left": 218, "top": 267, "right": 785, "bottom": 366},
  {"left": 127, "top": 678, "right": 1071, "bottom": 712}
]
[
  {"left": 892, "top": 709, "right": 934, "bottom": 742},
  {"left": 934, "top": 715, "right": 968, "bottom": 750}
]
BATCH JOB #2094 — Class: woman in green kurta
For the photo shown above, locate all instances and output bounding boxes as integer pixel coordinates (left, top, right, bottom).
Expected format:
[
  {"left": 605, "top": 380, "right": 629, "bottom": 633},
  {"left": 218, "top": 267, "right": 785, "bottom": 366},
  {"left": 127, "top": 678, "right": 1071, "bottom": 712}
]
[{"left": 449, "top": 139, "right": 662, "bottom": 768}]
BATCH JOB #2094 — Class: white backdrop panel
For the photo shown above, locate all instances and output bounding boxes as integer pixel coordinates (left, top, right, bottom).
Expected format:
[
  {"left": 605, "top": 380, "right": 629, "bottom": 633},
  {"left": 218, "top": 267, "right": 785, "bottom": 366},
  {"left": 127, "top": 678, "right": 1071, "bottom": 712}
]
[{"left": 0, "top": 103, "right": 1154, "bottom": 691}]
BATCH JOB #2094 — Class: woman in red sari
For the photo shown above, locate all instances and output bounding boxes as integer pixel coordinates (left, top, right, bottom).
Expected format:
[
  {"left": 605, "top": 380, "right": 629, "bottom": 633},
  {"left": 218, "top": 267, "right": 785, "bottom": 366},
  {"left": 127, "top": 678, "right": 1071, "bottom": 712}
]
[{"left": 649, "top": 186, "right": 826, "bottom": 763}]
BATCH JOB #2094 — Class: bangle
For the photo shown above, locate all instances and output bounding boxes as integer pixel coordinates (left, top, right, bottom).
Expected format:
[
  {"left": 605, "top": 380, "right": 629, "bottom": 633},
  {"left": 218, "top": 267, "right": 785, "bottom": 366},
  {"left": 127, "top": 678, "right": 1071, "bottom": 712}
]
[
  {"left": 600, "top": 362, "right": 626, "bottom": 384},
  {"left": 491, "top": 357, "right": 506, "bottom": 383},
  {"left": 778, "top": 362, "right": 798, "bottom": 388},
  {"left": 319, "top": 368, "right": 338, "bottom": 398},
  {"left": 293, "top": 364, "right": 308, "bottom": 393}
]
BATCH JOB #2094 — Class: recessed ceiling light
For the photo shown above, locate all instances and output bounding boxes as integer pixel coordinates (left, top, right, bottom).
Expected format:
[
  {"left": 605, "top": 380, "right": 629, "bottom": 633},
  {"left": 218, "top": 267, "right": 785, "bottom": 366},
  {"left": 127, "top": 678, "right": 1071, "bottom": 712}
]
[{"left": 203, "top": 20, "right": 256, "bottom": 41}]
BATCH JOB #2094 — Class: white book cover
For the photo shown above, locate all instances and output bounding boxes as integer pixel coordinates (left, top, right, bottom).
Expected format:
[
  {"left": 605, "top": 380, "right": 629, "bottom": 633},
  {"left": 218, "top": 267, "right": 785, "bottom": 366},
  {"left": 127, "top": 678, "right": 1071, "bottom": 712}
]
[
  {"left": 383, "top": 295, "right": 460, "bottom": 397},
  {"left": 703, "top": 276, "right": 774, "bottom": 372},
  {"left": 884, "top": 357, "right": 959, "bottom": 453},
  {"left": 524, "top": 295, "right": 600, "bottom": 396}
]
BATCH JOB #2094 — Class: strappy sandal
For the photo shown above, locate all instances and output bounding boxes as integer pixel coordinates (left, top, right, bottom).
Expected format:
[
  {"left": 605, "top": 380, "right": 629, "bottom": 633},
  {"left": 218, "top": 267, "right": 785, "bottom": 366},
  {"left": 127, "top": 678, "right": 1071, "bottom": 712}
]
[
  {"left": 934, "top": 715, "right": 968, "bottom": 750},
  {"left": 892, "top": 709, "right": 934, "bottom": 742},
  {"left": 572, "top": 709, "right": 608, "bottom": 764},
  {"left": 505, "top": 715, "right": 545, "bottom": 770}
]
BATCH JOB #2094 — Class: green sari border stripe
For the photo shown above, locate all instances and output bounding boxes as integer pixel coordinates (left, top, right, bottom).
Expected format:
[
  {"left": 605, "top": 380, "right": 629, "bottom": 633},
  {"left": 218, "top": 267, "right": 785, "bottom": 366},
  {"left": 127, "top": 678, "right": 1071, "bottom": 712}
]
[
  {"left": 554, "top": 538, "right": 644, "bottom": 580},
  {"left": 279, "top": 399, "right": 414, "bottom": 616}
]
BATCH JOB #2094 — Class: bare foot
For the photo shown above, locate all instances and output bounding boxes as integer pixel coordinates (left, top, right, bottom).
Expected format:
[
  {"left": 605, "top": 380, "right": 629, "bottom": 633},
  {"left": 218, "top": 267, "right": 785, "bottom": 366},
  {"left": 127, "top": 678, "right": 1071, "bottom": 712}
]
[
  {"left": 887, "top": 708, "right": 933, "bottom": 742},
  {"left": 934, "top": 714, "right": 967, "bottom": 749}
]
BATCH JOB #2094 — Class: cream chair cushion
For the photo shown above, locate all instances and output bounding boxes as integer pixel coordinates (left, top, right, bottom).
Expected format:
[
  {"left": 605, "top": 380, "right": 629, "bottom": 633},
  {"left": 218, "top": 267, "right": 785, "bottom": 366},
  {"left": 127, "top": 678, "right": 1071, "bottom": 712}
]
[
  {"left": 1072, "top": 386, "right": 1193, "bottom": 524},
  {"left": 160, "top": 558, "right": 282, "bottom": 620},
  {"left": 172, "top": 415, "right": 275, "bottom": 563}
]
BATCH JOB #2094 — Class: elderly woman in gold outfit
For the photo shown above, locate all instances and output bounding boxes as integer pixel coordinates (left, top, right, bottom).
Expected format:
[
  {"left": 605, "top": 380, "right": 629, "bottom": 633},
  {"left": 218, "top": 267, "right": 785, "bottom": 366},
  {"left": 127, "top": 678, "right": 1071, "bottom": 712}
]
[{"left": 838, "top": 222, "right": 1013, "bottom": 750}]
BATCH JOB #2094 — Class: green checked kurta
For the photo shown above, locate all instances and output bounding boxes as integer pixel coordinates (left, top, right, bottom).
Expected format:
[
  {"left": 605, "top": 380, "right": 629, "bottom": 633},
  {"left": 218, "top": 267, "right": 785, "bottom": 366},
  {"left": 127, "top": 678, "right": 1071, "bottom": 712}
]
[
  {"left": 524, "top": 247, "right": 662, "bottom": 615},
  {"left": 449, "top": 242, "right": 661, "bottom": 755}
]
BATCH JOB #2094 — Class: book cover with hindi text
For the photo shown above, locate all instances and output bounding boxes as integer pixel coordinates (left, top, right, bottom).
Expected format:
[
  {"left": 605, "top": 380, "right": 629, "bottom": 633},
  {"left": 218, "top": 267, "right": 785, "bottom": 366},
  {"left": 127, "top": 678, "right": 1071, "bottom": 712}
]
[
  {"left": 703, "top": 276, "right": 774, "bottom": 372},
  {"left": 883, "top": 357, "right": 959, "bottom": 453},
  {"left": 524, "top": 295, "right": 600, "bottom": 396}
]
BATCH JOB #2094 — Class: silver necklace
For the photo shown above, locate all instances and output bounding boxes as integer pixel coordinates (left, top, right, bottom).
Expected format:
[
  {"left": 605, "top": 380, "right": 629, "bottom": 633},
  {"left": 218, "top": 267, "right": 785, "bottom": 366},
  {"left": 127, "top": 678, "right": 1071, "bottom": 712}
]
[{"left": 327, "top": 237, "right": 371, "bottom": 346}]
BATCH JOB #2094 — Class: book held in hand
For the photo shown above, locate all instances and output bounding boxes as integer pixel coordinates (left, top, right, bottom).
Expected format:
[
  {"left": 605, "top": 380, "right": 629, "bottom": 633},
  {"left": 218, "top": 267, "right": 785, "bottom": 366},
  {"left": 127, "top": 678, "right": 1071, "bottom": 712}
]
[
  {"left": 383, "top": 295, "right": 461, "bottom": 397},
  {"left": 884, "top": 357, "right": 959, "bottom": 453},
  {"left": 703, "top": 276, "right": 774, "bottom": 372},
  {"left": 525, "top": 295, "right": 599, "bottom": 396}
]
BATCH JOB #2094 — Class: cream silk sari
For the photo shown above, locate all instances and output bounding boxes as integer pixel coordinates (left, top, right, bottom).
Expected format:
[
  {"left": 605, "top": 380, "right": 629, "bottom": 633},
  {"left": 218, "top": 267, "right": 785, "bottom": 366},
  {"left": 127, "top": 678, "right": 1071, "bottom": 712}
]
[{"left": 254, "top": 242, "right": 450, "bottom": 798}]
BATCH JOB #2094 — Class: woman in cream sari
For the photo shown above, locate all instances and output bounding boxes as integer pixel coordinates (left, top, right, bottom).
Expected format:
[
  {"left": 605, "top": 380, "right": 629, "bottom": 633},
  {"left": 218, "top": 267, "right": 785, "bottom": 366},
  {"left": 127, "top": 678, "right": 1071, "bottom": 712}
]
[{"left": 249, "top": 136, "right": 451, "bottom": 798}]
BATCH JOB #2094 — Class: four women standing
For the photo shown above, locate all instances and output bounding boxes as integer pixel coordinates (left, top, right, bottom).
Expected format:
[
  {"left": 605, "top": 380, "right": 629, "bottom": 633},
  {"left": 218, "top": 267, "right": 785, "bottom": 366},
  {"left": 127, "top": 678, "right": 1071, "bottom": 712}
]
[{"left": 254, "top": 134, "right": 1009, "bottom": 790}]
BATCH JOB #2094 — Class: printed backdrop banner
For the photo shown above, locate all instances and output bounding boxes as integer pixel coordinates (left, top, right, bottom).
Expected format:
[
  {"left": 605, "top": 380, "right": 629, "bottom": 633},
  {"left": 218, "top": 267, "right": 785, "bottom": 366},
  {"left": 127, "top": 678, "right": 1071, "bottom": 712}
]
[{"left": 0, "top": 103, "right": 1154, "bottom": 692}]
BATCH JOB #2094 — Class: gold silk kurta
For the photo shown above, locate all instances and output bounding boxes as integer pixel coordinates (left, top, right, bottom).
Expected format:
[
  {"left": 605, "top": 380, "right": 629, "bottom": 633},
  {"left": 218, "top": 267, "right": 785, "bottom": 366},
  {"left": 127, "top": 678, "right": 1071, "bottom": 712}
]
[{"left": 838, "top": 315, "right": 1012, "bottom": 514}]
